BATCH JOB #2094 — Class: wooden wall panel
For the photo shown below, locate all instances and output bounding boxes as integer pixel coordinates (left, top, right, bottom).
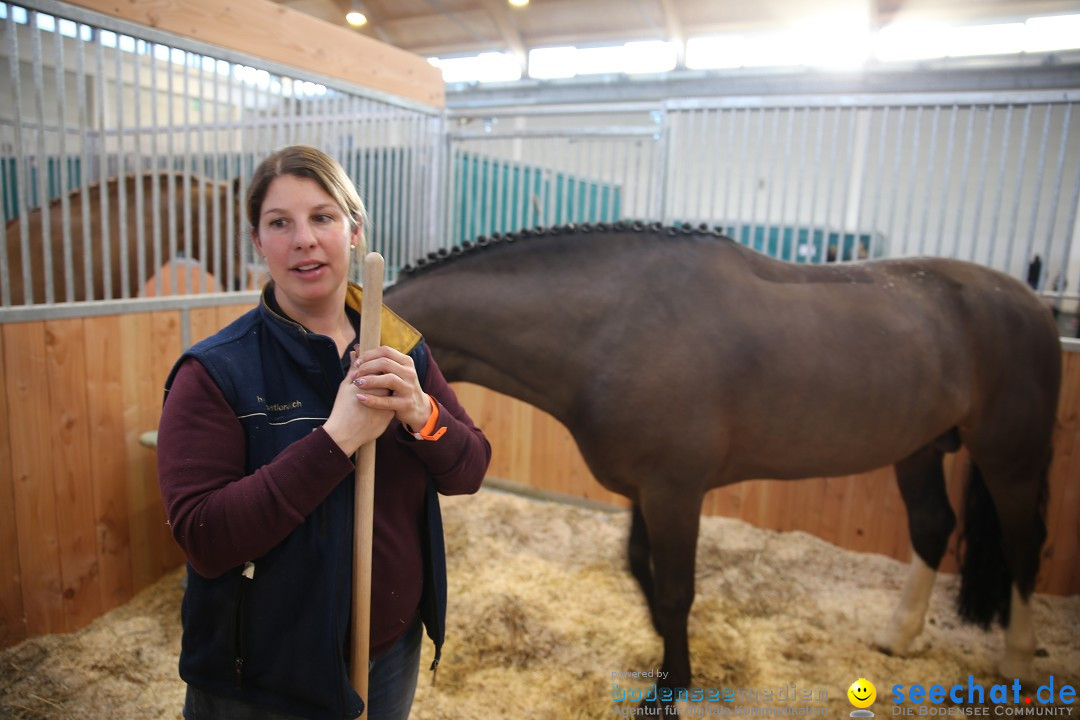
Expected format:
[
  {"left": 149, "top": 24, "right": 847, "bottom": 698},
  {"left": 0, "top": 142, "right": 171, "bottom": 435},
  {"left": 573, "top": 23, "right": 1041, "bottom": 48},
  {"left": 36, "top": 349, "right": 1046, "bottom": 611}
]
[
  {"left": 0, "top": 329, "right": 25, "bottom": 647},
  {"left": 43, "top": 318, "right": 103, "bottom": 631},
  {"left": 84, "top": 315, "right": 134, "bottom": 613},
  {"left": 3, "top": 322, "right": 64, "bottom": 636}
]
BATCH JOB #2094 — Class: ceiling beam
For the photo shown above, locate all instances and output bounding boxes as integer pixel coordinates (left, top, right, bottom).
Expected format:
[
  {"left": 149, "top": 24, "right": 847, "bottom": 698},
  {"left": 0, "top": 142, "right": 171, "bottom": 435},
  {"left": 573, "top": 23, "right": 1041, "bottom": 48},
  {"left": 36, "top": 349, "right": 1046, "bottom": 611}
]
[{"left": 656, "top": 0, "right": 685, "bottom": 67}]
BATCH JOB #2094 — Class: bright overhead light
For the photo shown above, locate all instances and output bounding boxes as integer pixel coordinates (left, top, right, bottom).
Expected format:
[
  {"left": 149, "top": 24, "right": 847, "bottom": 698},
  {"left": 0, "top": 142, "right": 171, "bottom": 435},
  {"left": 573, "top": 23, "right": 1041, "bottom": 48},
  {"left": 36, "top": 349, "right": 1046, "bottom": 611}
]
[
  {"left": 430, "top": 53, "right": 522, "bottom": 83},
  {"left": 508, "top": 0, "right": 529, "bottom": 6},
  {"left": 346, "top": 11, "right": 367, "bottom": 26}
]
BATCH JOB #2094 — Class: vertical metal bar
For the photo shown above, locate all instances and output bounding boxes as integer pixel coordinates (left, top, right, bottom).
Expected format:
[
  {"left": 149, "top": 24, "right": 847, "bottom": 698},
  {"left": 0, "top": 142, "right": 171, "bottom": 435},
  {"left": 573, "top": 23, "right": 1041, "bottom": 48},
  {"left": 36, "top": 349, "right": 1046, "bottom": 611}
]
[
  {"left": 133, "top": 37, "right": 147, "bottom": 295},
  {"left": 1055, "top": 114, "right": 1080, "bottom": 311},
  {"left": 807, "top": 106, "right": 827, "bottom": 261},
  {"left": 867, "top": 106, "right": 890, "bottom": 258},
  {"left": 916, "top": 106, "right": 941, "bottom": 257},
  {"left": 75, "top": 18, "right": 93, "bottom": 302},
  {"left": 1039, "top": 103, "right": 1072, "bottom": 297},
  {"left": 932, "top": 104, "right": 959, "bottom": 257},
  {"left": 776, "top": 107, "right": 795, "bottom": 260},
  {"left": 722, "top": 108, "right": 736, "bottom": 228},
  {"left": 791, "top": 106, "right": 811, "bottom": 259},
  {"left": 1003, "top": 105, "right": 1034, "bottom": 276},
  {"left": 167, "top": 43, "right": 179, "bottom": 293},
  {"left": 967, "top": 105, "right": 994, "bottom": 263},
  {"left": 986, "top": 105, "right": 1015, "bottom": 268},
  {"left": 821, "top": 107, "right": 843, "bottom": 261},
  {"left": 52, "top": 16, "right": 75, "bottom": 302},
  {"left": 198, "top": 54, "right": 209, "bottom": 292},
  {"left": 747, "top": 108, "right": 766, "bottom": 247},
  {"left": 1021, "top": 105, "right": 1054, "bottom": 285},
  {"left": 211, "top": 56, "right": 222, "bottom": 293},
  {"left": 949, "top": 105, "right": 976, "bottom": 259},
  {"left": 845, "top": 107, "right": 871, "bottom": 258},
  {"left": 705, "top": 109, "right": 720, "bottom": 224},
  {"left": 883, "top": 105, "right": 906, "bottom": 258},
  {"left": 115, "top": 29, "right": 130, "bottom": 299},
  {"left": 899, "top": 106, "right": 924, "bottom": 259},
  {"left": 31, "top": 11, "right": 54, "bottom": 303},
  {"left": 96, "top": 32, "right": 111, "bottom": 300},
  {"left": 734, "top": 108, "right": 752, "bottom": 243},
  {"left": 761, "top": 107, "right": 781, "bottom": 251},
  {"left": 183, "top": 52, "right": 193, "bottom": 281},
  {"left": 149, "top": 43, "right": 163, "bottom": 295}
]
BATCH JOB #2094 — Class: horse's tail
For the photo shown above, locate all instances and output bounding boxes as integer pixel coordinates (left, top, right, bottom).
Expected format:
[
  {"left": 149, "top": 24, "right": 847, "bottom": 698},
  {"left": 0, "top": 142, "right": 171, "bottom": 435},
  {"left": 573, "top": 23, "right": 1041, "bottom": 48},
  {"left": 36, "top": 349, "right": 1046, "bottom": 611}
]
[{"left": 956, "top": 459, "right": 1049, "bottom": 628}]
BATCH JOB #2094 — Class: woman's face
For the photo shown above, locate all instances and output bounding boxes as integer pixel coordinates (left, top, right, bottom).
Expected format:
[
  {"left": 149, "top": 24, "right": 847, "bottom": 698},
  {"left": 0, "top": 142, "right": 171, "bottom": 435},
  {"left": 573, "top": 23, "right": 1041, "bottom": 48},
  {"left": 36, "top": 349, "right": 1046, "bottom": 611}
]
[{"left": 252, "top": 174, "right": 360, "bottom": 317}]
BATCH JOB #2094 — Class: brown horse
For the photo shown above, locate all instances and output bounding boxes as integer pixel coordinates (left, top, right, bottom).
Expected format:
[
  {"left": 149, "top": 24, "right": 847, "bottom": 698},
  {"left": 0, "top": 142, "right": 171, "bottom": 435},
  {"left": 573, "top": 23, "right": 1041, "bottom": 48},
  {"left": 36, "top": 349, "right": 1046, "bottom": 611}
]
[
  {"left": 384, "top": 222, "right": 1061, "bottom": 701},
  {"left": 2, "top": 172, "right": 244, "bottom": 305}
]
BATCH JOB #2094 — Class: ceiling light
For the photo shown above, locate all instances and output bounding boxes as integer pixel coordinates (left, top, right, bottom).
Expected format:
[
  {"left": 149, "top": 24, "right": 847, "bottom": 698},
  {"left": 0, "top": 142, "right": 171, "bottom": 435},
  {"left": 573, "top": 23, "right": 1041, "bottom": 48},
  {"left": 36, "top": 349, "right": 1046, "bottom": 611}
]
[
  {"left": 509, "top": 0, "right": 529, "bottom": 6},
  {"left": 346, "top": 10, "right": 367, "bottom": 26}
]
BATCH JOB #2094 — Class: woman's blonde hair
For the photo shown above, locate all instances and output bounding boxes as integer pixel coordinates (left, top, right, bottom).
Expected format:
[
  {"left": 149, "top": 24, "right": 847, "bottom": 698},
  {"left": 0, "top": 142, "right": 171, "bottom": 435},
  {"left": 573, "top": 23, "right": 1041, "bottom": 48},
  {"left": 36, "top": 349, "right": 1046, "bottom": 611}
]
[{"left": 247, "top": 145, "right": 368, "bottom": 253}]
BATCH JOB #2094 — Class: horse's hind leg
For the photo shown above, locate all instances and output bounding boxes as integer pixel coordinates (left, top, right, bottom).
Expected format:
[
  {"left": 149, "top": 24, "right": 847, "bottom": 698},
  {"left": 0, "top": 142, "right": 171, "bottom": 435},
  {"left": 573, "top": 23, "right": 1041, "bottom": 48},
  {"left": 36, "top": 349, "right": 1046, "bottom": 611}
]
[
  {"left": 875, "top": 443, "right": 955, "bottom": 656},
  {"left": 960, "top": 455, "right": 1049, "bottom": 682}
]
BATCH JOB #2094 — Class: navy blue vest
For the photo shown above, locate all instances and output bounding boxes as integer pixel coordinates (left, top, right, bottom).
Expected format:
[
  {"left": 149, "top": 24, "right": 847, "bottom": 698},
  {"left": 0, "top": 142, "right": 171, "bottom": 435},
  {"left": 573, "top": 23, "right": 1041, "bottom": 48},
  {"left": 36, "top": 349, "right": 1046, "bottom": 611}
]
[{"left": 163, "top": 284, "right": 444, "bottom": 720}]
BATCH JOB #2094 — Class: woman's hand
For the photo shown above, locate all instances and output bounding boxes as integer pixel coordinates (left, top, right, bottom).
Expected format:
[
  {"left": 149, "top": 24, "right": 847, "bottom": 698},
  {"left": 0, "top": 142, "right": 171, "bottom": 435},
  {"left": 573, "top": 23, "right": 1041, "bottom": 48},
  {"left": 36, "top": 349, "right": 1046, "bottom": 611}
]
[
  {"left": 322, "top": 349, "right": 395, "bottom": 456},
  {"left": 351, "top": 346, "right": 433, "bottom": 431}
]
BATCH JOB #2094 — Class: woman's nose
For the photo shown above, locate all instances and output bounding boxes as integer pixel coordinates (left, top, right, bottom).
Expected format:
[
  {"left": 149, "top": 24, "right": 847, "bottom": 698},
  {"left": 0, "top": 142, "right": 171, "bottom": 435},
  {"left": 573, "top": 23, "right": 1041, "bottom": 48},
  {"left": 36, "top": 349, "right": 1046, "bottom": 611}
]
[{"left": 293, "top": 221, "right": 317, "bottom": 248}]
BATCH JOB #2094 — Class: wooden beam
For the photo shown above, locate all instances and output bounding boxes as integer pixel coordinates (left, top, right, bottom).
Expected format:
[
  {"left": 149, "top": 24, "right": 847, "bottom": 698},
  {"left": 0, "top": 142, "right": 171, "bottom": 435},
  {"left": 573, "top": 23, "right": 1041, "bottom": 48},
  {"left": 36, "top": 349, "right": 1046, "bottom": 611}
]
[{"left": 64, "top": 0, "right": 444, "bottom": 108}]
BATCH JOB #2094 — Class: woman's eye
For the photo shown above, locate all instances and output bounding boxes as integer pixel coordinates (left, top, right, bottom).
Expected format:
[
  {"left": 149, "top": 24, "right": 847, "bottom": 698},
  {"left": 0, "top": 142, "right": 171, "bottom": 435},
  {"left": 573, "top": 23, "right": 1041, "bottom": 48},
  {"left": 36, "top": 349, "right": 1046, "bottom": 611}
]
[
  {"left": 314, "top": 214, "right": 334, "bottom": 223},
  {"left": 267, "top": 218, "right": 288, "bottom": 229}
]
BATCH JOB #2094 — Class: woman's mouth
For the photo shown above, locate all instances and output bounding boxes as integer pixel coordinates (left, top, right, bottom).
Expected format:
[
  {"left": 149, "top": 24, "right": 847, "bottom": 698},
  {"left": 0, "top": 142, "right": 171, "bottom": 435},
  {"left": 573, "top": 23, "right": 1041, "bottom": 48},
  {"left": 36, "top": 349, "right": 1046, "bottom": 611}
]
[{"left": 293, "top": 262, "right": 325, "bottom": 275}]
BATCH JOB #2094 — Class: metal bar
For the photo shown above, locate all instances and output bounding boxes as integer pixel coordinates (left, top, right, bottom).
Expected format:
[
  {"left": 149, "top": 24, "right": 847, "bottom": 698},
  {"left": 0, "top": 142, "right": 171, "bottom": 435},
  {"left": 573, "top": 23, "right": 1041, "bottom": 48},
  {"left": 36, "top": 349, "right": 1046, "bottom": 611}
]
[
  {"left": 31, "top": 12, "right": 55, "bottom": 304},
  {"left": 1039, "top": 103, "right": 1073, "bottom": 302},
  {"left": 899, "top": 106, "right": 924, "bottom": 258},
  {"left": 866, "top": 107, "right": 890, "bottom": 257},
  {"left": 916, "top": 106, "right": 941, "bottom": 257},
  {"left": 150, "top": 42, "right": 163, "bottom": 296},
  {"left": 932, "top": 104, "right": 959, "bottom": 257},
  {"left": 114, "top": 31, "right": 128, "bottom": 299},
  {"left": 1021, "top": 105, "right": 1054, "bottom": 285},
  {"left": 52, "top": 15, "right": 75, "bottom": 302},
  {"left": 1002, "top": 105, "right": 1032, "bottom": 277},
  {"left": 967, "top": 106, "right": 994, "bottom": 263},
  {"left": 821, "top": 108, "right": 842, "bottom": 260},
  {"left": 776, "top": 107, "right": 795, "bottom": 260},
  {"left": 133, "top": 36, "right": 146, "bottom": 295},
  {"left": 76, "top": 19, "right": 93, "bottom": 302},
  {"left": 792, "top": 107, "right": 811, "bottom": 257},
  {"left": 808, "top": 106, "right": 827, "bottom": 261},
  {"left": 985, "top": 105, "right": 1014, "bottom": 268},
  {"left": 95, "top": 32, "right": 110, "bottom": 301}
]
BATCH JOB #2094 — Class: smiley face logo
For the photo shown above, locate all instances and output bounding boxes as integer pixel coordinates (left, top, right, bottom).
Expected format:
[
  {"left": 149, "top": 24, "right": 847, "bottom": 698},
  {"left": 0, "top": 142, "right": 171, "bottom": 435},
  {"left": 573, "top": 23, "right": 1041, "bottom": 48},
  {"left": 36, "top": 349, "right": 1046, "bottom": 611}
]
[{"left": 848, "top": 678, "right": 877, "bottom": 709}]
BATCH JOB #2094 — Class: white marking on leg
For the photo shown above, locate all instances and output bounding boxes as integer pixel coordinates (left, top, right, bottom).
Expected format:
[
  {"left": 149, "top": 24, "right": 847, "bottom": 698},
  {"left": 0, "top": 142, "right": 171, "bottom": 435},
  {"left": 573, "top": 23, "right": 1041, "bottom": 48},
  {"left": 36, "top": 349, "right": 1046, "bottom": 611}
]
[
  {"left": 875, "top": 554, "right": 936, "bottom": 655},
  {"left": 999, "top": 585, "right": 1037, "bottom": 682}
]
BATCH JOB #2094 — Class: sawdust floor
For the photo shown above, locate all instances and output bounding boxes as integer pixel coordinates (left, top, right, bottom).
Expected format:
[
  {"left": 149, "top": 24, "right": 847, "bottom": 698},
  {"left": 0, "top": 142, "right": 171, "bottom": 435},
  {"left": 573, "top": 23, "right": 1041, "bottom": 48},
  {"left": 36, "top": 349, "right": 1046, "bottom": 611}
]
[{"left": 2, "top": 487, "right": 1078, "bottom": 719}]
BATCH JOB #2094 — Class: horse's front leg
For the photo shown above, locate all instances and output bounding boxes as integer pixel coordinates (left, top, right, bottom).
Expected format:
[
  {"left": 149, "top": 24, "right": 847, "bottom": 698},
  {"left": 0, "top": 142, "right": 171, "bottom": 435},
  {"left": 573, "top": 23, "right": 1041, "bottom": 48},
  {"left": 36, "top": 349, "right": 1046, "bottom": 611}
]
[{"left": 636, "top": 489, "right": 704, "bottom": 712}]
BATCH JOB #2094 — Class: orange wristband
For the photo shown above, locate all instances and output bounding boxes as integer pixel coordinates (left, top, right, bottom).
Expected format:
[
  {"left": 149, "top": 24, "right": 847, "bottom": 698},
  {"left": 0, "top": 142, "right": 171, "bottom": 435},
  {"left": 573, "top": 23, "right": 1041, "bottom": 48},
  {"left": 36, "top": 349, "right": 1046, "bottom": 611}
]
[{"left": 408, "top": 395, "right": 446, "bottom": 441}]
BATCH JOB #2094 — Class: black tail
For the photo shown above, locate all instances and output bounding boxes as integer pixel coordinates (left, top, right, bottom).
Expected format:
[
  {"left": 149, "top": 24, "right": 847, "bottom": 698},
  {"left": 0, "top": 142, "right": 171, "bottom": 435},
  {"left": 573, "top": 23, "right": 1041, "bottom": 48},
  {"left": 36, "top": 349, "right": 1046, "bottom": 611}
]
[{"left": 956, "top": 462, "right": 1013, "bottom": 628}]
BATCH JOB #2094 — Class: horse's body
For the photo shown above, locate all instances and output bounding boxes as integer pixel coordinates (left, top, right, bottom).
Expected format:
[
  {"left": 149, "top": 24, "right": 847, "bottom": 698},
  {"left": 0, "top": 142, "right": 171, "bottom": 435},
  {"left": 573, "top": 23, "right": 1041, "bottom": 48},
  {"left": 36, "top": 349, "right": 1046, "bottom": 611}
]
[
  {"left": 386, "top": 223, "right": 1062, "bottom": 696},
  {"left": 2, "top": 172, "right": 242, "bottom": 305}
]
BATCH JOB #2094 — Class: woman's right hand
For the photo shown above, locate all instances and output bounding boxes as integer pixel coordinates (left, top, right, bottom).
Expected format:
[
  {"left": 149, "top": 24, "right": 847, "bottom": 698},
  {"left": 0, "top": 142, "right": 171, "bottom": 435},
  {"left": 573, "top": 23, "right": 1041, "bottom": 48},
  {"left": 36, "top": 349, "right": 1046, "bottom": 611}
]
[{"left": 322, "top": 350, "right": 394, "bottom": 456}]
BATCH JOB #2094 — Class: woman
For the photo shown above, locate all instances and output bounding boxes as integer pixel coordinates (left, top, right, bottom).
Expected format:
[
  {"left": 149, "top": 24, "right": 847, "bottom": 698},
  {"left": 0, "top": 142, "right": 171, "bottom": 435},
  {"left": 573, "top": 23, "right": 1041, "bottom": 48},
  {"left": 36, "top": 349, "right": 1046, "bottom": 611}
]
[{"left": 157, "top": 145, "right": 491, "bottom": 720}]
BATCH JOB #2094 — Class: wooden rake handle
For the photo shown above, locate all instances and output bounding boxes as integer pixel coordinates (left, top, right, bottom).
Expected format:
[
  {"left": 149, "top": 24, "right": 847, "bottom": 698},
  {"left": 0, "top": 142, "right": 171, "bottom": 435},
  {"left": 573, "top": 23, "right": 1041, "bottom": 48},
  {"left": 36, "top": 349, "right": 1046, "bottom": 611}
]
[{"left": 350, "top": 252, "right": 384, "bottom": 715}]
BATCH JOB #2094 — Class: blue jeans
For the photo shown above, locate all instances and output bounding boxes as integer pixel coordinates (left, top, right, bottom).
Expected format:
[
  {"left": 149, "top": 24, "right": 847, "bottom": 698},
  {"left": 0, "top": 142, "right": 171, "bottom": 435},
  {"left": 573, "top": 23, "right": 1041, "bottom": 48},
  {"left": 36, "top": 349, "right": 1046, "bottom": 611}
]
[{"left": 183, "top": 618, "right": 423, "bottom": 720}]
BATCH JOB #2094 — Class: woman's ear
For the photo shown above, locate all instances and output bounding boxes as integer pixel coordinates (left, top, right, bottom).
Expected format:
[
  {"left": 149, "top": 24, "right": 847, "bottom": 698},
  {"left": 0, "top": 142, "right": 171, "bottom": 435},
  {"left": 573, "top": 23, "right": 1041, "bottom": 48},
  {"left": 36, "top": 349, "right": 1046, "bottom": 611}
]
[{"left": 251, "top": 227, "right": 264, "bottom": 257}]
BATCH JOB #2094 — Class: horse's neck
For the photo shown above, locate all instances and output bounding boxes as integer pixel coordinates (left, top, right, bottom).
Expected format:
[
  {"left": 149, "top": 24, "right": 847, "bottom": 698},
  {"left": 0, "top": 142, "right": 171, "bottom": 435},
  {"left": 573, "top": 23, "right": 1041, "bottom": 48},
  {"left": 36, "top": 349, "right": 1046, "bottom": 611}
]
[{"left": 389, "top": 268, "right": 609, "bottom": 419}]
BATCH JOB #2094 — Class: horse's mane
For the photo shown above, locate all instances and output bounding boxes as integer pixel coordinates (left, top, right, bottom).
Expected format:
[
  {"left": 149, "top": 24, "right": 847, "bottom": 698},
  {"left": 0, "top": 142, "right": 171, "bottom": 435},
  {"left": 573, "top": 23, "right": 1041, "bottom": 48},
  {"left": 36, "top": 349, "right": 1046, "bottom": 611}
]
[{"left": 398, "top": 221, "right": 732, "bottom": 277}]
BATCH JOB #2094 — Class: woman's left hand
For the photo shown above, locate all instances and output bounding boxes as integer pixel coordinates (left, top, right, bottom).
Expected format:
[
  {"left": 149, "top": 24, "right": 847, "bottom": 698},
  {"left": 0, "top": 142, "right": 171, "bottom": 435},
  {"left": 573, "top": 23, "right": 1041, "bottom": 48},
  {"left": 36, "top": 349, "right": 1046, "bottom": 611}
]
[{"left": 350, "top": 346, "right": 433, "bottom": 431}]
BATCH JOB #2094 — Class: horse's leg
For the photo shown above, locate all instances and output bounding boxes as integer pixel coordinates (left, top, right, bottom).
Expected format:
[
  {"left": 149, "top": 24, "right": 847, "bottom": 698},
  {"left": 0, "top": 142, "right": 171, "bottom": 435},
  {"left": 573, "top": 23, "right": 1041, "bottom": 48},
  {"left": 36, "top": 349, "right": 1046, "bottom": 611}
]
[
  {"left": 627, "top": 503, "right": 661, "bottom": 634},
  {"left": 961, "top": 444, "right": 1050, "bottom": 682},
  {"left": 638, "top": 488, "right": 704, "bottom": 696},
  {"left": 875, "top": 444, "right": 955, "bottom": 655}
]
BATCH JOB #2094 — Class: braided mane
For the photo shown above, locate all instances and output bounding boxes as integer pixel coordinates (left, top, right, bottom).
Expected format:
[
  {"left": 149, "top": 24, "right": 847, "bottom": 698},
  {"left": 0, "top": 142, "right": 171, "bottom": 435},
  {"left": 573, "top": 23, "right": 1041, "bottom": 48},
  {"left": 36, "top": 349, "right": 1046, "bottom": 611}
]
[{"left": 398, "top": 221, "right": 732, "bottom": 277}]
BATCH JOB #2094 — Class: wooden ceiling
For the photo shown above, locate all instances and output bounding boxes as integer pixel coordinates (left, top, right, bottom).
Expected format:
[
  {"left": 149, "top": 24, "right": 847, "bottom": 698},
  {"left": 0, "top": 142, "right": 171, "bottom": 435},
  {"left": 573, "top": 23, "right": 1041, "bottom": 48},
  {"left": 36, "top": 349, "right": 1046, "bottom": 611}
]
[{"left": 272, "top": 0, "right": 1080, "bottom": 61}]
